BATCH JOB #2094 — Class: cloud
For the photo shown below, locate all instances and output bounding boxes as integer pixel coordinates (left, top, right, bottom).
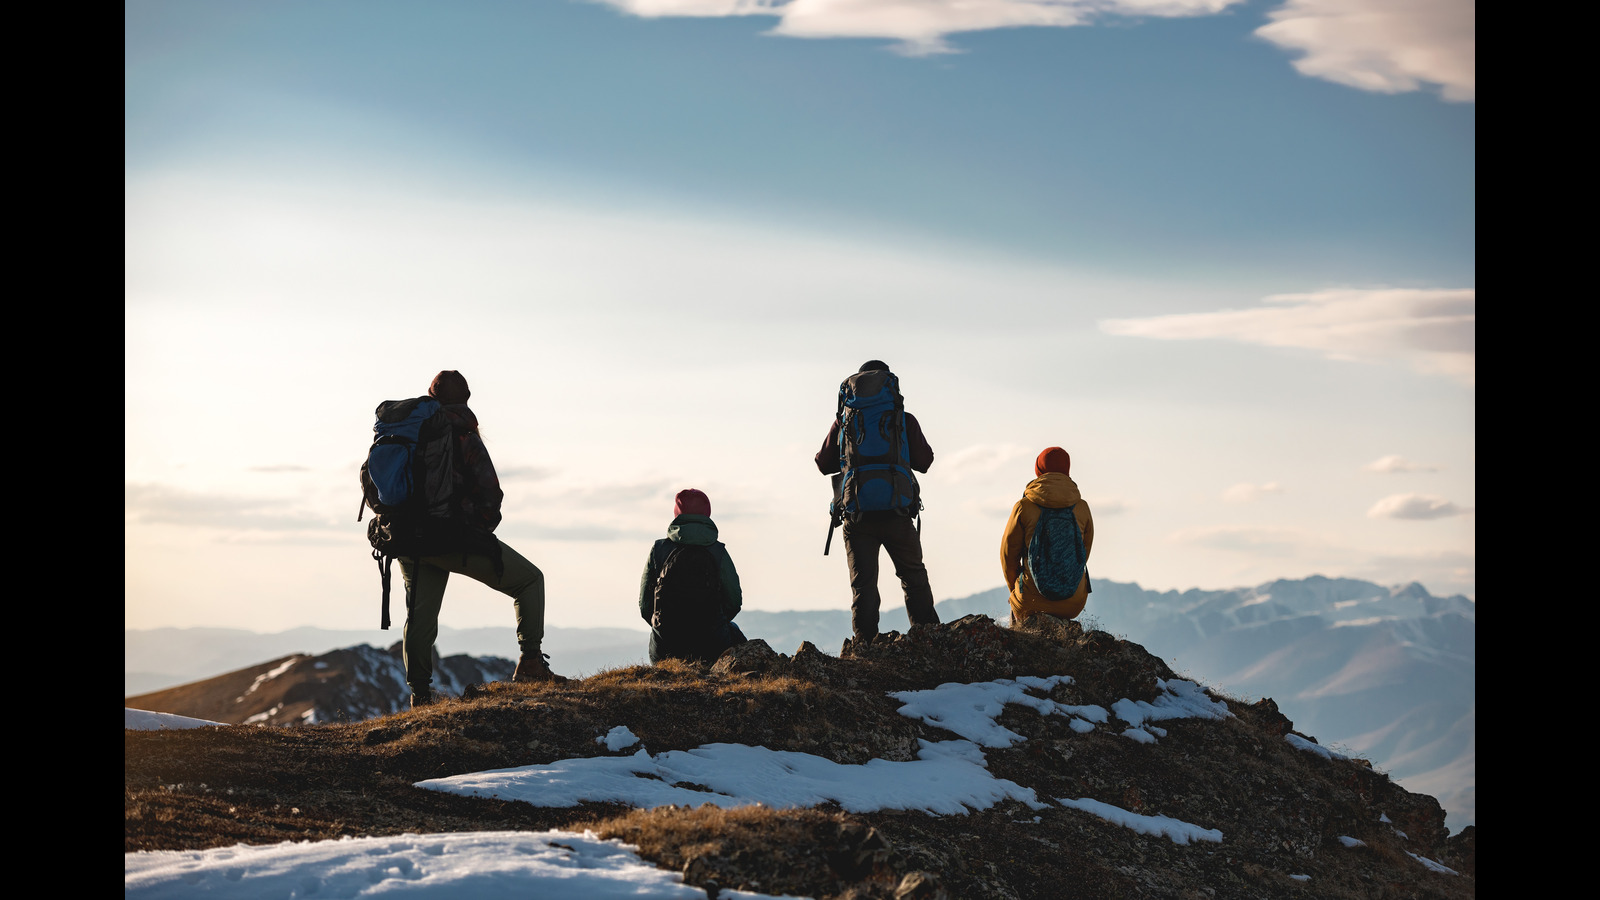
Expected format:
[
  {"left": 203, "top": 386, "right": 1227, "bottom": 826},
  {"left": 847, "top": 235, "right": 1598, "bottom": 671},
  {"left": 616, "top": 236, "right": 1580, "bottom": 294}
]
[
  {"left": 941, "top": 443, "right": 1035, "bottom": 482},
  {"left": 247, "top": 465, "right": 311, "bottom": 473},
  {"left": 1100, "top": 288, "right": 1474, "bottom": 385},
  {"left": 1362, "top": 455, "right": 1442, "bottom": 474},
  {"left": 597, "top": 0, "right": 1472, "bottom": 100},
  {"left": 1168, "top": 525, "right": 1305, "bottom": 557},
  {"left": 597, "top": 0, "right": 1243, "bottom": 56},
  {"left": 1366, "top": 493, "right": 1471, "bottom": 520},
  {"left": 1221, "top": 482, "right": 1283, "bottom": 503},
  {"left": 497, "top": 465, "right": 558, "bottom": 482},
  {"left": 125, "top": 483, "right": 337, "bottom": 532},
  {"left": 1256, "top": 0, "right": 1474, "bottom": 101}
]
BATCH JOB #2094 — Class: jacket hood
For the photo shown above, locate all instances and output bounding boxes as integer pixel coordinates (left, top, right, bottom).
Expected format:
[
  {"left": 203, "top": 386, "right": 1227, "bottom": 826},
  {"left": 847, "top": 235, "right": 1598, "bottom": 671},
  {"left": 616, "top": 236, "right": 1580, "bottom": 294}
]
[
  {"left": 667, "top": 513, "right": 719, "bottom": 546},
  {"left": 1023, "top": 472, "right": 1081, "bottom": 509},
  {"left": 439, "top": 403, "right": 479, "bottom": 432}
]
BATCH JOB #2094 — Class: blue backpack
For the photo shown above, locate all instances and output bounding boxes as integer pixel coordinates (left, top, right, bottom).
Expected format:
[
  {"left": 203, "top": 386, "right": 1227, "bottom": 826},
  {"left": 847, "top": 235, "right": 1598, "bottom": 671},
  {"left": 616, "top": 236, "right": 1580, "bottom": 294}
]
[
  {"left": 1027, "top": 505, "right": 1088, "bottom": 602},
  {"left": 832, "top": 369, "right": 920, "bottom": 522},
  {"left": 358, "top": 397, "right": 452, "bottom": 628}
]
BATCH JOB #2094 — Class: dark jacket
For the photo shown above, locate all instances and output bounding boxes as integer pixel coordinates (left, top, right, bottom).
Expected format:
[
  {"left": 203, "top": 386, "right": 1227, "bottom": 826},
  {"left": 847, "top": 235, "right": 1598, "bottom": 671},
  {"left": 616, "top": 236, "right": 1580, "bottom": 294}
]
[
  {"left": 440, "top": 404, "right": 503, "bottom": 534},
  {"left": 813, "top": 412, "right": 934, "bottom": 476},
  {"left": 638, "top": 514, "right": 744, "bottom": 662}
]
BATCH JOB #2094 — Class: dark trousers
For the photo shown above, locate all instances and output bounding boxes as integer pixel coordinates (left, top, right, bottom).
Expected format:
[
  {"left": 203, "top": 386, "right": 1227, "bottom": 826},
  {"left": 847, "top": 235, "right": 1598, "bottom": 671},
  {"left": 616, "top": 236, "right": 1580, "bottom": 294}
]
[{"left": 843, "top": 515, "right": 939, "bottom": 639}]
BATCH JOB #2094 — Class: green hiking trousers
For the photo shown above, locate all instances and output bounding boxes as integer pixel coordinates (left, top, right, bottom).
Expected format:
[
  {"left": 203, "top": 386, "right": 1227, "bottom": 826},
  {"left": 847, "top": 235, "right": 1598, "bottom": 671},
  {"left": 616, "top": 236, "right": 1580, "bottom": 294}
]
[{"left": 398, "top": 538, "right": 544, "bottom": 689}]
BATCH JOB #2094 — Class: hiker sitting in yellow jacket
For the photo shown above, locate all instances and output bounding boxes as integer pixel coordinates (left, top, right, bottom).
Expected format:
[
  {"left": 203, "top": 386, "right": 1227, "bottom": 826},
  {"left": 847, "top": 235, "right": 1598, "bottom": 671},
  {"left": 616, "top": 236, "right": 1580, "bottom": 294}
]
[{"left": 1001, "top": 446, "right": 1094, "bottom": 625}]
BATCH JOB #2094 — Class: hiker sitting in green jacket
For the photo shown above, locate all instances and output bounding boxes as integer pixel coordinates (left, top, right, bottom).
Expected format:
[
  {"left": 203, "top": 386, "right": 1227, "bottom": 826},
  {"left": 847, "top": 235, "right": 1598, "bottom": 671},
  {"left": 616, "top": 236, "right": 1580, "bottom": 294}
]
[{"left": 638, "top": 489, "right": 747, "bottom": 664}]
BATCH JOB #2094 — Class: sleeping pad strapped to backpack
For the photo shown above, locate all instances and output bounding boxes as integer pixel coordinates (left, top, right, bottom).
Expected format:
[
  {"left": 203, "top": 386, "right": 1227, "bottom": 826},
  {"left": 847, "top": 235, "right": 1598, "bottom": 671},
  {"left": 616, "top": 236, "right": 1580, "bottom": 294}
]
[{"left": 832, "top": 369, "right": 920, "bottom": 521}]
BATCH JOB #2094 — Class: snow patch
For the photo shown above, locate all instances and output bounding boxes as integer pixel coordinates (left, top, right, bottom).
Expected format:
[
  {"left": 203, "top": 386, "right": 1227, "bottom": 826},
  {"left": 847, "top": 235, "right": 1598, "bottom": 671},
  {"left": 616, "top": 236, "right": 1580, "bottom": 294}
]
[
  {"left": 1285, "top": 733, "right": 1347, "bottom": 759},
  {"left": 598, "top": 726, "right": 640, "bottom": 751},
  {"left": 419, "top": 739, "right": 1046, "bottom": 815},
  {"left": 1407, "top": 852, "right": 1458, "bottom": 875},
  {"left": 890, "top": 675, "right": 1108, "bottom": 746},
  {"left": 1110, "top": 678, "right": 1231, "bottom": 734},
  {"left": 1339, "top": 835, "right": 1366, "bottom": 848},
  {"left": 240, "top": 657, "right": 301, "bottom": 699},
  {"left": 125, "top": 708, "right": 224, "bottom": 731},
  {"left": 1057, "top": 797, "right": 1223, "bottom": 845},
  {"left": 126, "top": 829, "right": 799, "bottom": 898}
]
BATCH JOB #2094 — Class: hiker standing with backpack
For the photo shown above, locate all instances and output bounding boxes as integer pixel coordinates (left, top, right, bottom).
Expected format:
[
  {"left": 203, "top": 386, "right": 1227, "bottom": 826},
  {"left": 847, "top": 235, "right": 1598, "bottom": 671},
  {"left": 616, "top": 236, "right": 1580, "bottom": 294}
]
[
  {"left": 815, "top": 361, "right": 940, "bottom": 644},
  {"left": 360, "top": 371, "right": 564, "bottom": 707},
  {"left": 639, "top": 489, "right": 747, "bottom": 664},
  {"left": 1001, "top": 447, "right": 1094, "bottom": 627}
]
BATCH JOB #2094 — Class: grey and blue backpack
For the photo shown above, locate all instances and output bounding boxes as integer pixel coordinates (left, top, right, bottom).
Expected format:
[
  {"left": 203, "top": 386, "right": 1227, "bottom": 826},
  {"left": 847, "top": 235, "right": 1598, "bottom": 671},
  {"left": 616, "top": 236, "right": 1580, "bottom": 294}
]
[
  {"left": 1026, "top": 505, "right": 1088, "bottom": 602},
  {"left": 831, "top": 369, "right": 920, "bottom": 522}
]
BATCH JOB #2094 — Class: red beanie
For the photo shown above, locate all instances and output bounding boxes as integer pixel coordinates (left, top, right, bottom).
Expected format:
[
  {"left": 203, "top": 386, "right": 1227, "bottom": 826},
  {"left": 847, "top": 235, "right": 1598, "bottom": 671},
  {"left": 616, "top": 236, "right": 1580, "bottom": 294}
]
[
  {"left": 674, "top": 488, "right": 711, "bottom": 518},
  {"left": 429, "top": 370, "right": 470, "bottom": 405},
  {"left": 1035, "top": 447, "right": 1071, "bottom": 477}
]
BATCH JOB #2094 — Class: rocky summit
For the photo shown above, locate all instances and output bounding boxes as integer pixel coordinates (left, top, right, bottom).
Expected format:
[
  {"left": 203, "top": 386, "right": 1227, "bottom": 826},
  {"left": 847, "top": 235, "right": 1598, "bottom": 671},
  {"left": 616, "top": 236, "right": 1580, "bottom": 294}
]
[{"left": 124, "top": 616, "right": 1474, "bottom": 899}]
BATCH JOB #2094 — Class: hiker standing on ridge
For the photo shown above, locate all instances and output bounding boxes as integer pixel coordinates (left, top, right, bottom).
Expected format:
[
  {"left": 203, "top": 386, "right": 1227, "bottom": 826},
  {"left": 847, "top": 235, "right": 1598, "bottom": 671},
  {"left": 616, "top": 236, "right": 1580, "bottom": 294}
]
[
  {"left": 638, "top": 488, "right": 748, "bottom": 664},
  {"left": 1002, "top": 446, "right": 1094, "bottom": 629},
  {"left": 815, "top": 361, "right": 940, "bottom": 644},
  {"left": 360, "top": 370, "right": 564, "bottom": 707}
]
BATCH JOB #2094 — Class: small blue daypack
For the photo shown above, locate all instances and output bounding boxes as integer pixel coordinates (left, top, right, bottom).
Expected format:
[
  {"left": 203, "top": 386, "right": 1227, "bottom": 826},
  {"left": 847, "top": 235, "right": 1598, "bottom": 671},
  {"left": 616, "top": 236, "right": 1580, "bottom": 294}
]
[
  {"left": 831, "top": 369, "right": 920, "bottom": 522},
  {"left": 1027, "top": 505, "right": 1088, "bottom": 602}
]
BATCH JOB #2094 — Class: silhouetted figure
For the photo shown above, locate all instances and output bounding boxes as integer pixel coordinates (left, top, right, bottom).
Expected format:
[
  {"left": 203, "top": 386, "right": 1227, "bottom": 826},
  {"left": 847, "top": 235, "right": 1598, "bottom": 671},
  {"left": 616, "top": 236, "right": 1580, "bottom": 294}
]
[
  {"left": 639, "top": 489, "right": 747, "bottom": 664},
  {"left": 816, "top": 361, "right": 939, "bottom": 643}
]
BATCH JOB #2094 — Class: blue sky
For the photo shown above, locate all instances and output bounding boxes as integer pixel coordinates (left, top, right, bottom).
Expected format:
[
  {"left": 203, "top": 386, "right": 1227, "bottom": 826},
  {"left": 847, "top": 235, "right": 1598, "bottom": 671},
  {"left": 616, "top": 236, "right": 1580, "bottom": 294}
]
[{"left": 125, "top": 0, "right": 1474, "bottom": 635}]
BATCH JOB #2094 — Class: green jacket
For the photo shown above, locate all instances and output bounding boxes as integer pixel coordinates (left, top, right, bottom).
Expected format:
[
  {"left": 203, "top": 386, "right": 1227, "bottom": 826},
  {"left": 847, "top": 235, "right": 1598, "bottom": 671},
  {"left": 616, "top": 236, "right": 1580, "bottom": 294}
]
[{"left": 638, "top": 514, "right": 743, "bottom": 624}]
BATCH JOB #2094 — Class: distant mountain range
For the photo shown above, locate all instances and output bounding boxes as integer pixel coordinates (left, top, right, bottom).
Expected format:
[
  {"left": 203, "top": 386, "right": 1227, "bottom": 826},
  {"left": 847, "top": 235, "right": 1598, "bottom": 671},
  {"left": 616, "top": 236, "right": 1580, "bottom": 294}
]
[{"left": 125, "top": 574, "right": 1473, "bottom": 828}]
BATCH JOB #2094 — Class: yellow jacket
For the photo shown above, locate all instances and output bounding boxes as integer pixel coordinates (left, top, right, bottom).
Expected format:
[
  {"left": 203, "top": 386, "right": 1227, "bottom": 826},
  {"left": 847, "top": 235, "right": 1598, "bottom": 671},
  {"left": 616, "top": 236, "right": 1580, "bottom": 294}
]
[{"left": 1001, "top": 473, "right": 1094, "bottom": 620}]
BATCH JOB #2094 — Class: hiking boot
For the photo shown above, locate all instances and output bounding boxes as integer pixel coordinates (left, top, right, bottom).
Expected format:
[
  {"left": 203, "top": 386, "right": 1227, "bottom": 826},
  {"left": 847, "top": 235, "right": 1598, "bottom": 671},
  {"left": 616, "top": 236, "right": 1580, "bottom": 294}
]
[
  {"left": 409, "top": 686, "right": 435, "bottom": 709},
  {"left": 512, "top": 652, "right": 568, "bottom": 684}
]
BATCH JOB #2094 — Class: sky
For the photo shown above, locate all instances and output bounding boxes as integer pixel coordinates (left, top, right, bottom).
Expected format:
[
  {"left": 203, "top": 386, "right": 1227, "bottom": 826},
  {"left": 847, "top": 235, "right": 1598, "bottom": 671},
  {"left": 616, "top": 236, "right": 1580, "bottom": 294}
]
[{"left": 125, "top": 0, "right": 1474, "bottom": 636}]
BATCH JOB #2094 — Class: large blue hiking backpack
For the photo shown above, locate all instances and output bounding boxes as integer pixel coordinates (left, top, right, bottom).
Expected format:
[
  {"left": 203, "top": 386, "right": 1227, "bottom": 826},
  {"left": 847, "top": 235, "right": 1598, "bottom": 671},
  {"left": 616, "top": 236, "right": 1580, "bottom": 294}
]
[
  {"left": 1026, "top": 504, "right": 1088, "bottom": 602},
  {"left": 357, "top": 397, "right": 456, "bottom": 629},
  {"left": 831, "top": 369, "right": 920, "bottom": 523}
]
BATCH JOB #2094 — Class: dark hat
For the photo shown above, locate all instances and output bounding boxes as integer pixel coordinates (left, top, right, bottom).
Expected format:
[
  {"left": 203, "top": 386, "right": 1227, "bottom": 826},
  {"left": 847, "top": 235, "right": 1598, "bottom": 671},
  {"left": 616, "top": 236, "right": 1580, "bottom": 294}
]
[
  {"left": 429, "top": 371, "right": 470, "bottom": 405},
  {"left": 1035, "top": 447, "right": 1071, "bottom": 477},
  {"left": 674, "top": 488, "right": 711, "bottom": 518},
  {"left": 858, "top": 360, "right": 889, "bottom": 373}
]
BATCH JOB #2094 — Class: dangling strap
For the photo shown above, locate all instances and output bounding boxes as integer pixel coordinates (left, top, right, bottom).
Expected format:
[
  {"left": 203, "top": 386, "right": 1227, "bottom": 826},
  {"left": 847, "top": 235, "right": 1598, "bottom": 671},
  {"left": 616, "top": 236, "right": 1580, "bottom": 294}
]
[{"left": 375, "top": 550, "right": 393, "bottom": 630}]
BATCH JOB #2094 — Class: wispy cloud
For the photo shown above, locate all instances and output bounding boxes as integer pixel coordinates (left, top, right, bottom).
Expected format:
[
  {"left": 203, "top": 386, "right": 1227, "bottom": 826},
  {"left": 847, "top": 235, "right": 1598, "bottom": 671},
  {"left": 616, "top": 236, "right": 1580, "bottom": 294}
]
[
  {"left": 1362, "top": 455, "right": 1442, "bottom": 474},
  {"left": 1256, "top": 0, "right": 1474, "bottom": 102},
  {"left": 1100, "top": 288, "right": 1474, "bottom": 385},
  {"left": 1366, "top": 493, "right": 1471, "bottom": 520},
  {"left": 941, "top": 443, "right": 1036, "bottom": 482},
  {"left": 1221, "top": 482, "right": 1283, "bottom": 503},
  {"left": 597, "top": 0, "right": 1242, "bottom": 56},
  {"left": 125, "top": 483, "right": 337, "bottom": 532},
  {"left": 1168, "top": 525, "right": 1305, "bottom": 557}
]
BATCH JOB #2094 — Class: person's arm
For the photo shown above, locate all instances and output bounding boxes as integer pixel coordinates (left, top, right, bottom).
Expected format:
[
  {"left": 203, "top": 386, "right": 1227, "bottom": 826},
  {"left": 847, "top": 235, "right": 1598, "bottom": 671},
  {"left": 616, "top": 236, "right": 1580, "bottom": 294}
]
[
  {"left": 639, "top": 543, "right": 662, "bottom": 624},
  {"left": 715, "top": 544, "right": 743, "bottom": 620},
  {"left": 458, "top": 430, "right": 505, "bottom": 532},
  {"left": 814, "top": 419, "right": 842, "bottom": 475},
  {"left": 1080, "top": 502, "right": 1093, "bottom": 559},
  {"left": 1001, "top": 499, "right": 1028, "bottom": 591},
  {"left": 905, "top": 413, "right": 934, "bottom": 474}
]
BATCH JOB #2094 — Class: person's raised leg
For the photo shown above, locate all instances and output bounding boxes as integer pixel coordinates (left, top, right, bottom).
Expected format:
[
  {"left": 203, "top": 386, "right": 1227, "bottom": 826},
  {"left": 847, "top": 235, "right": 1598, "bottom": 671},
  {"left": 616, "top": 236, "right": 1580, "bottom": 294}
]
[{"left": 434, "top": 540, "right": 560, "bottom": 681}]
